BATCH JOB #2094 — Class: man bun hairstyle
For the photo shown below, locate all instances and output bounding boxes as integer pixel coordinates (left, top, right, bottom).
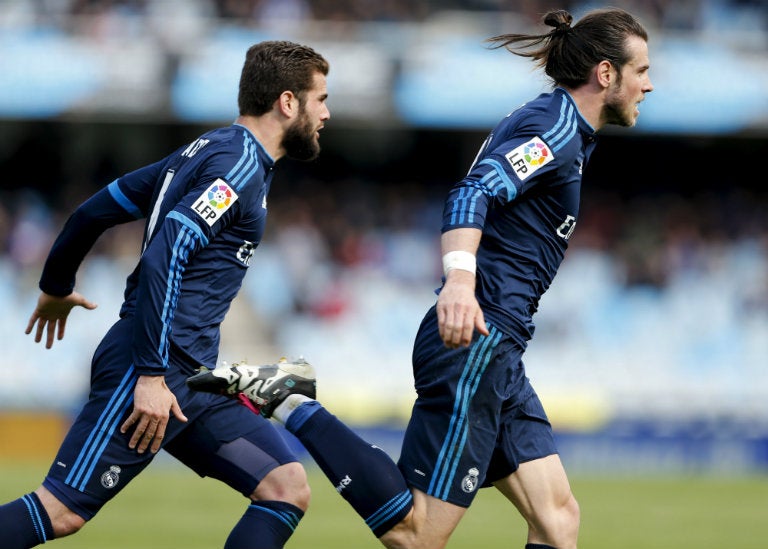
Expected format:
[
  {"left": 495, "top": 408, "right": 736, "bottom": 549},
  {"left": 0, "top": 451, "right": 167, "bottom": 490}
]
[{"left": 486, "top": 8, "right": 648, "bottom": 88}]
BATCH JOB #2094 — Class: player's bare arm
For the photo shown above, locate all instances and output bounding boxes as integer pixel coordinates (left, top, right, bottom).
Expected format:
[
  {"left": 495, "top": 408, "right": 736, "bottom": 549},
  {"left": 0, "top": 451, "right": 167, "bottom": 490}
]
[
  {"left": 25, "top": 291, "right": 98, "bottom": 349},
  {"left": 436, "top": 227, "right": 489, "bottom": 348}
]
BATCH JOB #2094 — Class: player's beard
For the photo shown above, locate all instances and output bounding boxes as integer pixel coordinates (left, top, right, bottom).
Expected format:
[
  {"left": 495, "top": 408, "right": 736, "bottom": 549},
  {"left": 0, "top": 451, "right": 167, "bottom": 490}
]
[
  {"left": 603, "top": 81, "right": 637, "bottom": 128},
  {"left": 283, "top": 108, "right": 320, "bottom": 161}
]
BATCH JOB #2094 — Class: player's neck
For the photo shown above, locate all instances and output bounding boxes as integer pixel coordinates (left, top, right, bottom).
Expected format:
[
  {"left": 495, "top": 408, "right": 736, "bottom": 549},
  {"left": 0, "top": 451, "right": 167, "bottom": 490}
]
[
  {"left": 561, "top": 84, "right": 605, "bottom": 132},
  {"left": 235, "top": 114, "right": 286, "bottom": 161}
]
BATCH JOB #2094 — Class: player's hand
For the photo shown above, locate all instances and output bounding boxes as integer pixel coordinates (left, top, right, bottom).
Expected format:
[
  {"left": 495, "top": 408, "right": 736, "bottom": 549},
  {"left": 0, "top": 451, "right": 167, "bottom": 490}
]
[
  {"left": 121, "top": 375, "right": 188, "bottom": 454},
  {"left": 25, "top": 291, "right": 98, "bottom": 349},
  {"left": 436, "top": 269, "right": 489, "bottom": 349}
]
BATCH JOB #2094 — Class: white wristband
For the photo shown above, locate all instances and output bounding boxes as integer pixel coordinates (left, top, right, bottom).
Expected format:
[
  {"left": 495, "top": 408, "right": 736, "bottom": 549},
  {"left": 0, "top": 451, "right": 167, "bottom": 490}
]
[{"left": 442, "top": 250, "right": 476, "bottom": 276}]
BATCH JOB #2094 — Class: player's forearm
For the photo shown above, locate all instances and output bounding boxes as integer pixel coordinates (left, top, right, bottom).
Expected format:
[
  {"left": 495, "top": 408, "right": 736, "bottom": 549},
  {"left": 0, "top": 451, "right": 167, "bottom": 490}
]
[
  {"left": 441, "top": 227, "right": 481, "bottom": 254},
  {"left": 440, "top": 227, "right": 482, "bottom": 279}
]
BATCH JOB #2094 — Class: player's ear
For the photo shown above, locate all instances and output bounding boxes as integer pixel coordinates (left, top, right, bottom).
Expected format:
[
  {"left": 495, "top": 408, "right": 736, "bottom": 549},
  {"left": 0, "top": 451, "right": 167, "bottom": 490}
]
[
  {"left": 276, "top": 90, "right": 298, "bottom": 118},
  {"left": 596, "top": 59, "right": 615, "bottom": 89}
]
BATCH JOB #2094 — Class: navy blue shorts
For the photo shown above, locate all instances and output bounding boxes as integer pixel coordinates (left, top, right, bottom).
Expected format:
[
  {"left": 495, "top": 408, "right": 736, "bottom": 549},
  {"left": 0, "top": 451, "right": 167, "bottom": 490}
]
[
  {"left": 397, "top": 306, "right": 557, "bottom": 507},
  {"left": 43, "top": 317, "right": 298, "bottom": 520}
]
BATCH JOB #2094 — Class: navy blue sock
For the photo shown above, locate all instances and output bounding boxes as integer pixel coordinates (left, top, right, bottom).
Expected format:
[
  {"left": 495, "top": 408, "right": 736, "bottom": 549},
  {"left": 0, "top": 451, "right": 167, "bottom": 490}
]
[
  {"left": 0, "top": 492, "right": 55, "bottom": 548},
  {"left": 224, "top": 500, "right": 303, "bottom": 549},
  {"left": 287, "top": 403, "right": 413, "bottom": 537},
  {"left": 526, "top": 544, "right": 557, "bottom": 549}
]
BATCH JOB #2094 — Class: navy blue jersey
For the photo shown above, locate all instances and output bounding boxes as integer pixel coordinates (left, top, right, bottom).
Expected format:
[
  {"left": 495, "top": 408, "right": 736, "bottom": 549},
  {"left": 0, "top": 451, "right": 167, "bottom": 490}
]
[
  {"left": 442, "top": 88, "right": 597, "bottom": 344},
  {"left": 39, "top": 124, "right": 274, "bottom": 375}
]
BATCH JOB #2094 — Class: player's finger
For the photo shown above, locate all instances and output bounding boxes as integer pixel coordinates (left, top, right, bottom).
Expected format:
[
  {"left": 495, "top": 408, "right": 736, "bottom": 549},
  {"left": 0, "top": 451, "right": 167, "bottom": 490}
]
[
  {"left": 128, "top": 424, "right": 146, "bottom": 450},
  {"left": 138, "top": 423, "right": 158, "bottom": 454},
  {"left": 148, "top": 430, "right": 164, "bottom": 454},
  {"left": 120, "top": 412, "right": 136, "bottom": 435},
  {"left": 120, "top": 412, "right": 145, "bottom": 446},
  {"left": 45, "top": 320, "right": 57, "bottom": 349},
  {"left": 131, "top": 419, "right": 153, "bottom": 453},
  {"left": 445, "top": 322, "right": 463, "bottom": 349},
  {"left": 137, "top": 433, "right": 152, "bottom": 454},
  {"left": 475, "top": 311, "right": 489, "bottom": 337},
  {"left": 170, "top": 400, "right": 188, "bottom": 424},
  {"left": 438, "top": 311, "right": 457, "bottom": 347},
  {"left": 25, "top": 314, "right": 39, "bottom": 335},
  {"left": 32, "top": 318, "right": 45, "bottom": 343},
  {"left": 149, "top": 419, "right": 167, "bottom": 454},
  {"left": 57, "top": 318, "right": 67, "bottom": 342},
  {"left": 458, "top": 319, "right": 475, "bottom": 348},
  {"left": 436, "top": 301, "right": 447, "bottom": 324}
]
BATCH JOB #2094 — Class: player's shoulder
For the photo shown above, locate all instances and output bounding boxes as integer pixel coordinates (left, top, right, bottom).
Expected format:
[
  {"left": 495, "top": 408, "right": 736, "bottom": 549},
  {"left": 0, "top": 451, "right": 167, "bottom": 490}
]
[
  {"left": 186, "top": 126, "right": 271, "bottom": 185},
  {"left": 512, "top": 90, "right": 587, "bottom": 156},
  {"left": 187, "top": 125, "right": 250, "bottom": 156},
  {"left": 507, "top": 90, "right": 573, "bottom": 129}
]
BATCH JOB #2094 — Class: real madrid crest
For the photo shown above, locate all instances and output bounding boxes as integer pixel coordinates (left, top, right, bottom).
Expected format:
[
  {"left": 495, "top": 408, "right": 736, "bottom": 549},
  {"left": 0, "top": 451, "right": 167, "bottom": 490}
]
[
  {"left": 100, "top": 465, "right": 122, "bottom": 489},
  {"left": 461, "top": 467, "right": 480, "bottom": 493}
]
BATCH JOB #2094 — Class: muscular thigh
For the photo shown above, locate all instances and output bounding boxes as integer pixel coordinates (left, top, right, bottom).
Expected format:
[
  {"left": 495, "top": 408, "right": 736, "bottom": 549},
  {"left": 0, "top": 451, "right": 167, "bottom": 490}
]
[
  {"left": 493, "top": 454, "right": 572, "bottom": 520},
  {"left": 164, "top": 396, "right": 300, "bottom": 498}
]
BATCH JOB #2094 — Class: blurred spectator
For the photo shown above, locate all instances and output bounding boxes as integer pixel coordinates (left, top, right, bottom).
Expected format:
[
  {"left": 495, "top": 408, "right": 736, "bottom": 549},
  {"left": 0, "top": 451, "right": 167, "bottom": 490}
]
[
  {"left": 6, "top": 190, "right": 55, "bottom": 271},
  {"left": 3, "top": 0, "right": 763, "bottom": 31}
]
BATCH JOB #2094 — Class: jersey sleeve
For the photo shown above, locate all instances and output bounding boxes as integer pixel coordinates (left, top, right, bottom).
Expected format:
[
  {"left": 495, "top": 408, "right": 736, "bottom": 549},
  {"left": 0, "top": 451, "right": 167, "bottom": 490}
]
[
  {"left": 442, "top": 130, "right": 559, "bottom": 233},
  {"left": 38, "top": 161, "right": 165, "bottom": 296}
]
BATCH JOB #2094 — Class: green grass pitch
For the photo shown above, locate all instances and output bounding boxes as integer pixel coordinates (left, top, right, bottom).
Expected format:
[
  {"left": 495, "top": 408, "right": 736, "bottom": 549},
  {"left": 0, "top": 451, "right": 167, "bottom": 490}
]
[{"left": 1, "top": 459, "right": 766, "bottom": 548}]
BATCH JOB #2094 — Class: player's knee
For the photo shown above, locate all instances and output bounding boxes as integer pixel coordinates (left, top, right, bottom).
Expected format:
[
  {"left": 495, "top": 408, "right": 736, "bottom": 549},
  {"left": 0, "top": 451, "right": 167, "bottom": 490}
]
[
  {"left": 534, "top": 492, "right": 580, "bottom": 549},
  {"left": 36, "top": 486, "right": 87, "bottom": 538},
  {"left": 378, "top": 509, "right": 421, "bottom": 549},
  {"left": 43, "top": 503, "right": 88, "bottom": 537},
  {"left": 52, "top": 510, "right": 87, "bottom": 538},
  {"left": 252, "top": 462, "right": 311, "bottom": 511},
  {"left": 379, "top": 504, "right": 452, "bottom": 549},
  {"left": 563, "top": 492, "right": 580, "bottom": 537}
]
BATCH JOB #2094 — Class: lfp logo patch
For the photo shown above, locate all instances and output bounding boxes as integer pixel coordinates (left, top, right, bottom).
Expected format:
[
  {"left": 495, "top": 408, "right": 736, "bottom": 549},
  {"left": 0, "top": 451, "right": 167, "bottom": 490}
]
[
  {"left": 193, "top": 178, "right": 238, "bottom": 226},
  {"left": 208, "top": 183, "right": 233, "bottom": 209},
  {"left": 524, "top": 140, "right": 549, "bottom": 166},
  {"left": 505, "top": 136, "right": 554, "bottom": 181}
]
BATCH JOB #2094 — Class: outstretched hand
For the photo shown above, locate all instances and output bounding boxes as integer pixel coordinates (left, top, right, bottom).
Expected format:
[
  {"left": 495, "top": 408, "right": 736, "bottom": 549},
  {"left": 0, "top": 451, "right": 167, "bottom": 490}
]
[{"left": 25, "top": 291, "right": 98, "bottom": 349}]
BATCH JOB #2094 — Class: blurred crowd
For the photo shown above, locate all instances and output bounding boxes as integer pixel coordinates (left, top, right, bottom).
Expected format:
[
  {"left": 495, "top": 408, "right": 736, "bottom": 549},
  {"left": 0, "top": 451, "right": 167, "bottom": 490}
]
[{"left": 5, "top": 0, "right": 765, "bottom": 32}]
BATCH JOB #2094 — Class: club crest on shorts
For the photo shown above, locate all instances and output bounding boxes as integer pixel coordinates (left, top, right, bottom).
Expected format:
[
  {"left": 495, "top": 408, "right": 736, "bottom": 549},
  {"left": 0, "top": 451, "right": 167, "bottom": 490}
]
[
  {"left": 505, "top": 136, "right": 554, "bottom": 181},
  {"left": 192, "top": 178, "right": 239, "bottom": 226},
  {"left": 461, "top": 467, "right": 480, "bottom": 493},
  {"left": 100, "top": 465, "right": 122, "bottom": 489}
]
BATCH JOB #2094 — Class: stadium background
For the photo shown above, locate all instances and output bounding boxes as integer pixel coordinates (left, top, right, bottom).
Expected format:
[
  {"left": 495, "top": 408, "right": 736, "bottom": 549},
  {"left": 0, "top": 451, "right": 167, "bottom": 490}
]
[{"left": 0, "top": 0, "right": 766, "bottom": 486}]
